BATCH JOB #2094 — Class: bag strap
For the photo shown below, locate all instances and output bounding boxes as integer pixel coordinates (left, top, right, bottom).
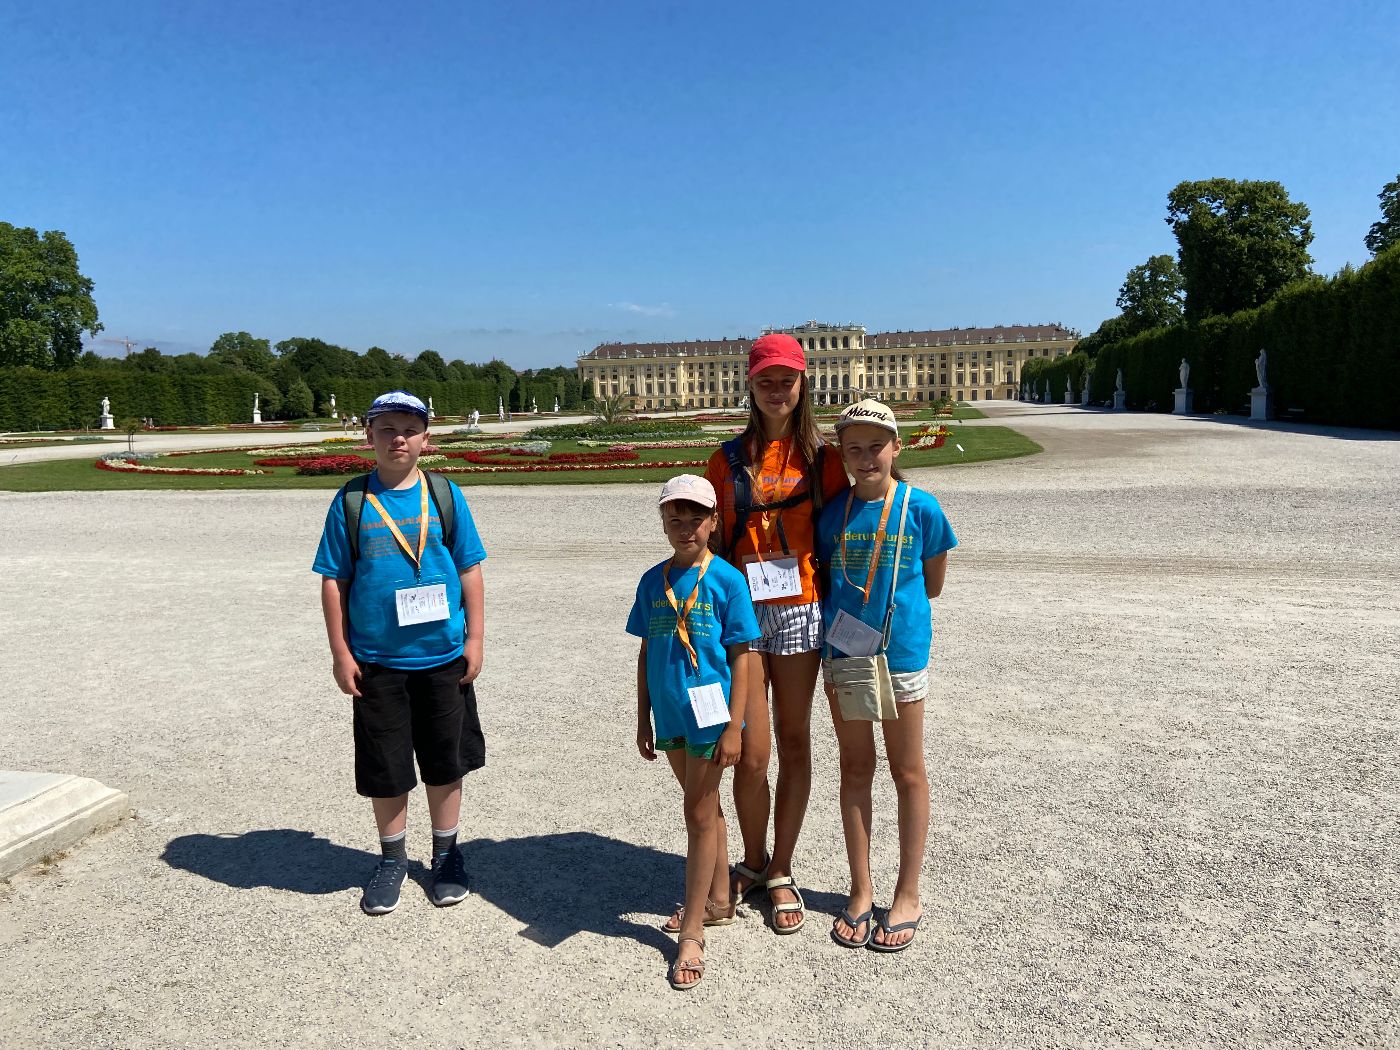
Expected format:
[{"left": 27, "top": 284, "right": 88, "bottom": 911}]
[
  {"left": 343, "top": 470, "right": 455, "bottom": 565},
  {"left": 341, "top": 474, "right": 371, "bottom": 562},
  {"left": 722, "top": 437, "right": 751, "bottom": 558},
  {"left": 879, "top": 483, "right": 912, "bottom": 650}
]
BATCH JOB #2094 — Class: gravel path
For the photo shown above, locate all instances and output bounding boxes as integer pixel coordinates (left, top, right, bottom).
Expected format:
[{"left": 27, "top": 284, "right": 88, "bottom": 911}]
[{"left": 0, "top": 403, "right": 1395, "bottom": 1049}]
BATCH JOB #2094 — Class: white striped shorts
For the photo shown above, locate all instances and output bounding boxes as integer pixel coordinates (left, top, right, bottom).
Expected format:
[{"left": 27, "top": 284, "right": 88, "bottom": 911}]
[{"left": 751, "top": 600, "right": 824, "bottom": 656}]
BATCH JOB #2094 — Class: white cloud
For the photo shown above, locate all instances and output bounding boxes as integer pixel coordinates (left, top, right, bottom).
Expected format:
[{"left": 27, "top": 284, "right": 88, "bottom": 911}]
[{"left": 609, "top": 301, "right": 675, "bottom": 318}]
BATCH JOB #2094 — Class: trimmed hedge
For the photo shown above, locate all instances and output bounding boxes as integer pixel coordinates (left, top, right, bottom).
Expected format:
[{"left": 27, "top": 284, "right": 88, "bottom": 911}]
[
  {"left": 0, "top": 368, "right": 265, "bottom": 430},
  {"left": 1021, "top": 352, "right": 1092, "bottom": 403},
  {"left": 1083, "top": 245, "right": 1400, "bottom": 425}
]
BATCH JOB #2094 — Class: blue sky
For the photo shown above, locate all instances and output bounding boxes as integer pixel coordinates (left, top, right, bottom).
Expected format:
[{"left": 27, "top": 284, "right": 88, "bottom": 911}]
[{"left": 3, "top": 0, "right": 1396, "bottom": 368}]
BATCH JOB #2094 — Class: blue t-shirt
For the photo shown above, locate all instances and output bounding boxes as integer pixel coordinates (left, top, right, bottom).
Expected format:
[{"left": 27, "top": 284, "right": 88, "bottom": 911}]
[
  {"left": 626, "top": 556, "right": 761, "bottom": 745},
  {"left": 815, "top": 482, "right": 957, "bottom": 674},
  {"left": 313, "top": 472, "right": 487, "bottom": 670}
]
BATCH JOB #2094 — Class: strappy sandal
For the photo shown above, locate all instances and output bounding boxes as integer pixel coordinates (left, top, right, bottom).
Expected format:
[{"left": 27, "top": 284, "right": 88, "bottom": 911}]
[
  {"left": 765, "top": 874, "right": 806, "bottom": 935},
  {"left": 667, "top": 934, "right": 706, "bottom": 990},
  {"left": 660, "top": 897, "right": 736, "bottom": 934},
  {"left": 730, "top": 853, "right": 771, "bottom": 905}
]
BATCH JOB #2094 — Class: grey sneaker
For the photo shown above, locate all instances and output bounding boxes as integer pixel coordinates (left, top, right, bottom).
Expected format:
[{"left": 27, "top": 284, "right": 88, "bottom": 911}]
[
  {"left": 361, "top": 858, "right": 407, "bottom": 915},
  {"left": 429, "top": 845, "right": 469, "bottom": 907}
]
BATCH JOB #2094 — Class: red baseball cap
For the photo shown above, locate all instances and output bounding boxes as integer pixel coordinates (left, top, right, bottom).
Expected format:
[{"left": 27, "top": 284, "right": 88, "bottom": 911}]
[{"left": 747, "top": 333, "right": 807, "bottom": 378}]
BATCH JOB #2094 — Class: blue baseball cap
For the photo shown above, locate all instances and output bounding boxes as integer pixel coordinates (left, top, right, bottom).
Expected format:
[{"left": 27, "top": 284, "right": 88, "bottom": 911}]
[{"left": 365, "top": 390, "right": 429, "bottom": 423}]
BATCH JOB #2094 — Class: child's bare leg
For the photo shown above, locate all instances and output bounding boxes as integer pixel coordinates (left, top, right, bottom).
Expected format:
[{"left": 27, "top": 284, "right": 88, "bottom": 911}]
[
  {"left": 826, "top": 687, "right": 877, "bottom": 943},
  {"left": 877, "top": 699, "right": 929, "bottom": 948},
  {"left": 710, "top": 795, "right": 731, "bottom": 906},
  {"left": 768, "top": 649, "right": 820, "bottom": 929},
  {"left": 661, "top": 750, "right": 688, "bottom": 931},
  {"left": 675, "top": 753, "right": 724, "bottom": 985},
  {"left": 731, "top": 651, "right": 771, "bottom": 896},
  {"left": 371, "top": 795, "right": 409, "bottom": 838},
  {"left": 424, "top": 778, "right": 462, "bottom": 832}
]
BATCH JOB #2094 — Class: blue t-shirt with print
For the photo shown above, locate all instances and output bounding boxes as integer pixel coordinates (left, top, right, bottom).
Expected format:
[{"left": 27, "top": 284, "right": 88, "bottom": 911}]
[
  {"left": 313, "top": 472, "right": 487, "bottom": 670},
  {"left": 626, "top": 556, "right": 760, "bottom": 746},
  {"left": 815, "top": 482, "right": 957, "bottom": 674}
]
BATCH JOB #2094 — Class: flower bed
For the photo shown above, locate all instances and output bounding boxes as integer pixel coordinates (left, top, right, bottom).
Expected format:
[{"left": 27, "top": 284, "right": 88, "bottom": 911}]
[
  {"left": 96, "top": 459, "right": 267, "bottom": 476},
  {"left": 446, "top": 449, "right": 638, "bottom": 467},
  {"left": 428, "top": 458, "right": 708, "bottom": 475},
  {"left": 293, "top": 456, "right": 375, "bottom": 476},
  {"left": 577, "top": 439, "right": 719, "bottom": 450},
  {"left": 908, "top": 425, "right": 949, "bottom": 450}
]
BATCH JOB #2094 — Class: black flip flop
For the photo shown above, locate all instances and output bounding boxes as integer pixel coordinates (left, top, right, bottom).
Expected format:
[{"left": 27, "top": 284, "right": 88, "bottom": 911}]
[
  {"left": 830, "top": 907, "right": 874, "bottom": 949},
  {"left": 868, "top": 909, "right": 922, "bottom": 952}
]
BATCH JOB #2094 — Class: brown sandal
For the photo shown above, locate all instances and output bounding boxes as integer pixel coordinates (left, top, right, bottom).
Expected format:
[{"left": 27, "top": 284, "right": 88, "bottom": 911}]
[
  {"left": 660, "top": 897, "right": 735, "bottom": 934},
  {"left": 667, "top": 934, "right": 706, "bottom": 990}
]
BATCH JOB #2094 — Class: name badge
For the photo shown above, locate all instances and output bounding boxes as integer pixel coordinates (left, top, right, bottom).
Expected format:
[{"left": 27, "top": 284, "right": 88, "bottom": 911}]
[
  {"left": 395, "top": 583, "right": 449, "bottom": 626},
  {"left": 688, "top": 682, "right": 730, "bottom": 729},
  {"left": 828, "top": 608, "right": 883, "bottom": 657},
  {"left": 743, "top": 555, "right": 802, "bottom": 602}
]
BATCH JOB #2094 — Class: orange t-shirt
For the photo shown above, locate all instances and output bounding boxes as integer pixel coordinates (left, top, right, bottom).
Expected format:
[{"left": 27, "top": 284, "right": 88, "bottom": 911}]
[{"left": 704, "top": 436, "right": 850, "bottom": 605}]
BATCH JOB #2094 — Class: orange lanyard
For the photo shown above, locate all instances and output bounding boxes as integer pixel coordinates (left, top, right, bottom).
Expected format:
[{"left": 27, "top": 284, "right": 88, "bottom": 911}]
[
  {"left": 363, "top": 471, "right": 429, "bottom": 577},
  {"left": 752, "top": 438, "right": 796, "bottom": 555},
  {"left": 839, "top": 480, "right": 897, "bottom": 607},
  {"left": 662, "top": 551, "right": 712, "bottom": 671}
]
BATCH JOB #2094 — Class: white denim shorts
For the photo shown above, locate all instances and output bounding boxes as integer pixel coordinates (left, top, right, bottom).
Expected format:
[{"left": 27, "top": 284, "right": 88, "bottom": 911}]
[
  {"left": 822, "top": 661, "right": 929, "bottom": 704},
  {"left": 752, "top": 600, "right": 823, "bottom": 656}
]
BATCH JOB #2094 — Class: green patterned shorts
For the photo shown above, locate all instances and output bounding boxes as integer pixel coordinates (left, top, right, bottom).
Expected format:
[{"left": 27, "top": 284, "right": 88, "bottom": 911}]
[{"left": 656, "top": 736, "right": 718, "bottom": 760}]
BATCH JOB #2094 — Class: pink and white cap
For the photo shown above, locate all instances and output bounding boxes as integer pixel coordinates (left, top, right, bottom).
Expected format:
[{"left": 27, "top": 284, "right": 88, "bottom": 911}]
[{"left": 657, "top": 474, "right": 717, "bottom": 509}]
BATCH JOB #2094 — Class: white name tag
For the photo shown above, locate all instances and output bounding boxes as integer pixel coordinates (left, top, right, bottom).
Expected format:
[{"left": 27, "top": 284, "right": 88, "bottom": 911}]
[
  {"left": 395, "top": 583, "right": 449, "bottom": 626},
  {"left": 828, "top": 608, "right": 884, "bottom": 657},
  {"left": 744, "top": 556, "right": 803, "bottom": 602},
  {"left": 688, "top": 682, "right": 730, "bottom": 729}
]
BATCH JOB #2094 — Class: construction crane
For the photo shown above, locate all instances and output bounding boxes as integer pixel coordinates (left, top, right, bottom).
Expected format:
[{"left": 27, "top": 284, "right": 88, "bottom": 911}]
[{"left": 94, "top": 336, "right": 140, "bottom": 357}]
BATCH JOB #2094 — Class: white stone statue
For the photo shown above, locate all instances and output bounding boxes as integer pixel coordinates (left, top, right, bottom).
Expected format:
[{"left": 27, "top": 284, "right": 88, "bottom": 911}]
[
  {"left": 1255, "top": 349, "right": 1268, "bottom": 389},
  {"left": 101, "top": 396, "right": 111, "bottom": 415},
  {"left": 497, "top": 397, "right": 504, "bottom": 422},
  {"left": 253, "top": 392, "right": 260, "bottom": 410},
  {"left": 1179, "top": 359, "right": 1190, "bottom": 390},
  {"left": 251, "top": 391, "right": 262, "bottom": 424},
  {"left": 532, "top": 397, "right": 538, "bottom": 413},
  {"left": 329, "top": 393, "right": 336, "bottom": 414},
  {"left": 1065, "top": 376, "right": 1072, "bottom": 397},
  {"left": 1115, "top": 369, "right": 1124, "bottom": 393},
  {"left": 553, "top": 396, "right": 559, "bottom": 413},
  {"left": 1043, "top": 380, "right": 1051, "bottom": 402},
  {"left": 427, "top": 396, "right": 435, "bottom": 418}
]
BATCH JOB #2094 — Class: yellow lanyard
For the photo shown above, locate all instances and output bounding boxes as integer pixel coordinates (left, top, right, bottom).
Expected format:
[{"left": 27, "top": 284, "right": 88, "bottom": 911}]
[
  {"left": 752, "top": 438, "right": 797, "bottom": 555},
  {"left": 839, "top": 480, "right": 897, "bottom": 607},
  {"left": 363, "top": 471, "right": 429, "bottom": 577},
  {"left": 662, "top": 550, "right": 712, "bottom": 671}
]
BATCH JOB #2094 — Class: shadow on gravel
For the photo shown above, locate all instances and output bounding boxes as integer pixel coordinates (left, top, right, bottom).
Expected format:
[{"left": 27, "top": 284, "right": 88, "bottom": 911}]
[
  {"left": 462, "top": 831, "right": 843, "bottom": 956},
  {"left": 161, "top": 829, "right": 373, "bottom": 894}
]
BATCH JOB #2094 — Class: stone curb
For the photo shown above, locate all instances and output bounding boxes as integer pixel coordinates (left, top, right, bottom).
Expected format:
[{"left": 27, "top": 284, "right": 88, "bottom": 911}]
[{"left": 0, "top": 771, "right": 130, "bottom": 880}]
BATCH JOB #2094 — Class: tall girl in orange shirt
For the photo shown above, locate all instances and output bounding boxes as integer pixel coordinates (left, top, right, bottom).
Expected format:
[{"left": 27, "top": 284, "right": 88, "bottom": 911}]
[{"left": 703, "top": 333, "right": 848, "bottom": 934}]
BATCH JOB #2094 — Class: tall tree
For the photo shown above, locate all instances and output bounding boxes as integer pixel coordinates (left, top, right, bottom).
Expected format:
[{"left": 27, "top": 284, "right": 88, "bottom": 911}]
[
  {"left": 1166, "top": 179, "right": 1313, "bottom": 321},
  {"left": 407, "top": 349, "right": 450, "bottom": 383},
  {"left": 1116, "top": 254, "right": 1184, "bottom": 333},
  {"left": 1365, "top": 174, "right": 1400, "bottom": 257},
  {"left": 207, "top": 331, "right": 276, "bottom": 378},
  {"left": 0, "top": 223, "right": 102, "bottom": 369},
  {"left": 358, "top": 346, "right": 398, "bottom": 379}
]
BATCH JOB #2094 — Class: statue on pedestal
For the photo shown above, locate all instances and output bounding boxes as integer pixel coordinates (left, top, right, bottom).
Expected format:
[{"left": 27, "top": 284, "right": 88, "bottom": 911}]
[
  {"left": 1115, "top": 369, "right": 1124, "bottom": 393},
  {"left": 1179, "top": 359, "right": 1190, "bottom": 390},
  {"left": 101, "top": 396, "right": 111, "bottom": 416},
  {"left": 554, "top": 396, "right": 560, "bottom": 413},
  {"left": 1255, "top": 349, "right": 1268, "bottom": 389}
]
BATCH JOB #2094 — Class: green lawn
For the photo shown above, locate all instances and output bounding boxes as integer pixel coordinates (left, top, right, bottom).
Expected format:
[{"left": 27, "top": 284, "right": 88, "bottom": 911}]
[
  {"left": 0, "top": 425, "right": 1038, "bottom": 492},
  {"left": 0, "top": 436, "right": 113, "bottom": 450}
]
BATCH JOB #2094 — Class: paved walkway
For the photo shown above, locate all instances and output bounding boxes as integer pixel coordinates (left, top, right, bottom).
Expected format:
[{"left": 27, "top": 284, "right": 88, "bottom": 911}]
[{"left": 1, "top": 403, "right": 1395, "bottom": 1049}]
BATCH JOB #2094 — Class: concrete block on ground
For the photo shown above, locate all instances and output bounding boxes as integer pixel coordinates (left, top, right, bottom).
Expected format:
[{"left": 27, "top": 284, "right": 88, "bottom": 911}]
[{"left": 0, "top": 770, "right": 129, "bottom": 879}]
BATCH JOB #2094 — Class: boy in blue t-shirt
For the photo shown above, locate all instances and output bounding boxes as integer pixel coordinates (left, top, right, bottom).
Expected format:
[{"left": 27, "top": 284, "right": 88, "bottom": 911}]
[
  {"left": 313, "top": 390, "right": 488, "bottom": 917},
  {"left": 627, "top": 474, "right": 760, "bottom": 990}
]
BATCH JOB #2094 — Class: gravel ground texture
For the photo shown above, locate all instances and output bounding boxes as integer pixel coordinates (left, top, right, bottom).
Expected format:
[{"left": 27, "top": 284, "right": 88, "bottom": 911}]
[{"left": 0, "top": 402, "right": 1396, "bottom": 1049}]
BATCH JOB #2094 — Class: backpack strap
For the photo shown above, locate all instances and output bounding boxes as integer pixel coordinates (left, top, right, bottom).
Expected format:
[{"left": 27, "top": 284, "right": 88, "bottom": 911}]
[
  {"left": 722, "top": 437, "right": 751, "bottom": 558},
  {"left": 340, "top": 474, "right": 371, "bottom": 563},
  {"left": 423, "top": 470, "right": 456, "bottom": 549},
  {"left": 341, "top": 470, "right": 455, "bottom": 566}
]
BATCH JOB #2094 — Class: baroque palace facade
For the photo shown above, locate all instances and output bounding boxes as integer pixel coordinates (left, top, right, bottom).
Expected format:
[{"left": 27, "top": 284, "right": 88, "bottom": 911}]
[{"left": 576, "top": 321, "right": 1078, "bottom": 411}]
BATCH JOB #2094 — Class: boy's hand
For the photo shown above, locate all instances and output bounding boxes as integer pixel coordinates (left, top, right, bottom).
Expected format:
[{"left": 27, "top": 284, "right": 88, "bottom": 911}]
[
  {"left": 636, "top": 723, "right": 656, "bottom": 762},
  {"left": 460, "top": 636, "right": 483, "bottom": 685},
  {"left": 714, "top": 724, "right": 742, "bottom": 768},
  {"left": 332, "top": 653, "right": 363, "bottom": 698}
]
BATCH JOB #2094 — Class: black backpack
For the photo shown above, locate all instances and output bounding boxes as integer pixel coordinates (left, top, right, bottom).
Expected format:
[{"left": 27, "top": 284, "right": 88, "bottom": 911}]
[
  {"left": 340, "top": 470, "right": 456, "bottom": 565},
  {"left": 720, "top": 437, "right": 833, "bottom": 559}
]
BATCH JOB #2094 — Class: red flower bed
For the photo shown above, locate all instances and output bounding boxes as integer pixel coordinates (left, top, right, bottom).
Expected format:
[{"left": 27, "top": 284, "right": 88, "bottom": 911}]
[
  {"left": 293, "top": 456, "right": 375, "bottom": 476},
  {"left": 429, "top": 458, "right": 707, "bottom": 475},
  {"left": 446, "top": 449, "right": 639, "bottom": 467}
]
